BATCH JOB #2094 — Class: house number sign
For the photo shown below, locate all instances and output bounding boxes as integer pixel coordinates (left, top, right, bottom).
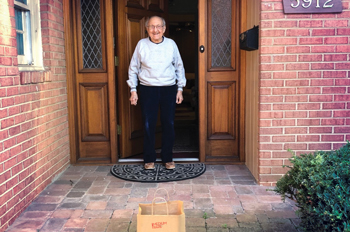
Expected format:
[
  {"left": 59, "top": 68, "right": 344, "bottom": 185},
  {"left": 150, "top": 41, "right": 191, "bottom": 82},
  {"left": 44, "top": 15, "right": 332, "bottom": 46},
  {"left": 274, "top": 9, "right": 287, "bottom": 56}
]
[{"left": 283, "top": 0, "right": 343, "bottom": 13}]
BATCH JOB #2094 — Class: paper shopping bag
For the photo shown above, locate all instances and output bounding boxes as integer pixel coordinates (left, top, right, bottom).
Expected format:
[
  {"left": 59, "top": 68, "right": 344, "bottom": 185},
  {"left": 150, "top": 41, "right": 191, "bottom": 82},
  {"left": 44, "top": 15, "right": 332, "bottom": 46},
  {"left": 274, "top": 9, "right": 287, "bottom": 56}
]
[{"left": 137, "top": 189, "right": 185, "bottom": 232}]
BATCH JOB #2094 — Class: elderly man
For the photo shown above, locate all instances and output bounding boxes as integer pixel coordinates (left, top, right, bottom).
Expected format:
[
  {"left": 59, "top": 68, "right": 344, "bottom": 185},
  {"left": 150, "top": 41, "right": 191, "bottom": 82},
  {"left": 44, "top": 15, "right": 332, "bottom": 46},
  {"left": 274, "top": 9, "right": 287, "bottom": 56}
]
[{"left": 127, "top": 16, "right": 186, "bottom": 170}]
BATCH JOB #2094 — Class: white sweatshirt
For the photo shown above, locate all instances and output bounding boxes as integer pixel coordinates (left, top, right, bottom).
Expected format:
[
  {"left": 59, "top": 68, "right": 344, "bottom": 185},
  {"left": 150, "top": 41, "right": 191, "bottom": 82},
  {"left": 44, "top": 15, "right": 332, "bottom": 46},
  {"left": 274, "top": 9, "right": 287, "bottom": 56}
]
[{"left": 127, "top": 37, "right": 186, "bottom": 92}]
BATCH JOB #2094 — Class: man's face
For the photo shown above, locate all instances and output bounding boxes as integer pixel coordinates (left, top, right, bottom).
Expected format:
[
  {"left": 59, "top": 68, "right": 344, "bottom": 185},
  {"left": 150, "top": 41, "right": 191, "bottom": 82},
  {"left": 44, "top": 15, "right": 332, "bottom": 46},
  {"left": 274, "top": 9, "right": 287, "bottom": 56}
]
[{"left": 146, "top": 17, "right": 166, "bottom": 43}]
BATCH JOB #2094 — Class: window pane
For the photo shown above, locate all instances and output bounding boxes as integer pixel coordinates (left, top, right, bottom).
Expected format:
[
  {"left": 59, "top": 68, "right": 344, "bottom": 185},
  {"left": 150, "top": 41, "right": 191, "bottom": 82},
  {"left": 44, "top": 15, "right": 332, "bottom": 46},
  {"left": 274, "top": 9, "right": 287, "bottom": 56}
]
[
  {"left": 15, "top": 8, "right": 23, "bottom": 30},
  {"left": 81, "top": 0, "right": 103, "bottom": 69},
  {"left": 211, "top": 0, "right": 232, "bottom": 68},
  {"left": 16, "top": 0, "right": 27, "bottom": 3},
  {"left": 16, "top": 33, "right": 24, "bottom": 55}
]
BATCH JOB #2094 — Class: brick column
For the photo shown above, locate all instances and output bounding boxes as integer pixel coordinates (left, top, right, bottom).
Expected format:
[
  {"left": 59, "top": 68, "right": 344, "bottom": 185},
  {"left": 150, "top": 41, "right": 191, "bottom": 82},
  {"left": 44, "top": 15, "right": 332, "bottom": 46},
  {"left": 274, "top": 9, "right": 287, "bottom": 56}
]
[{"left": 259, "top": 0, "right": 350, "bottom": 186}]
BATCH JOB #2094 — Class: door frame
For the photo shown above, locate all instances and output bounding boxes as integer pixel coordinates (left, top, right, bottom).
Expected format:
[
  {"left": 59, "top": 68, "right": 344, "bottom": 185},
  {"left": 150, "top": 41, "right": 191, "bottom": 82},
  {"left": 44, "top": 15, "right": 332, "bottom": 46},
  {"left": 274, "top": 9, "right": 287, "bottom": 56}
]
[{"left": 63, "top": 0, "right": 247, "bottom": 164}]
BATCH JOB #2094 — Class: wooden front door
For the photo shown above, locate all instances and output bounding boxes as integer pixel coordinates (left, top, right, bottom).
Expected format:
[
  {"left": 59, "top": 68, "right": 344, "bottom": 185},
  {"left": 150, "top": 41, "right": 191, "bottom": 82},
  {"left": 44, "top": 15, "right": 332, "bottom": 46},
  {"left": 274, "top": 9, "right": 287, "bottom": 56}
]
[
  {"left": 64, "top": 0, "right": 117, "bottom": 164},
  {"left": 115, "top": 0, "right": 168, "bottom": 158},
  {"left": 198, "top": 0, "right": 244, "bottom": 163}
]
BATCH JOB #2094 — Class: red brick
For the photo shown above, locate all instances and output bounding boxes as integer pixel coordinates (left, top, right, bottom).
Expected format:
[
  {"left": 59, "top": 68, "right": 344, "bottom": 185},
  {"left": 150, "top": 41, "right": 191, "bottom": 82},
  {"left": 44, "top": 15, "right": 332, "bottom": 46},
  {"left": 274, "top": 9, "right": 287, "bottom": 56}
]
[
  {"left": 334, "top": 111, "right": 350, "bottom": 117},
  {"left": 272, "top": 152, "right": 293, "bottom": 158},
  {"left": 0, "top": 57, "right": 12, "bottom": 66},
  {"left": 0, "top": 77, "right": 14, "bottom": 86},
  {"left": 273, "top": 38, "right": 297, "bottom": 45},
  {"left": 324, "top": 20, "right": 348, "bottom": 27},
  {"left": 273, "top": 55, "right": 297, "bottom": 63},
  {"left": 260, "top": 159, "right": 283, "bottom": 166},
  {"left": 323, "top": 103, "right": 345, "bottom": 109},
  {"left": 260, "top": 135, "right": 271, "bottom": 142},
  {"left": 299, "top": 20, "right": 323, "bottom": 28},
  {"left": 261, "top": 46, "right": 285, "bottom": 54},
  {"left": 310, "top": 79, "right": 334, "bottom": 86},
  {"left": 259, "top": 128, "right": 283, "bottom": 135},
  {"left": 334, "top": 95, "right": 350, "bottom": 101},
  {"left": 1, "top": 117, "right": 14, "bottom": 129},
  {"left": 285, "top": 95, "right": 307, "bottom": 102},
  {"left": 297, "top": 119, "right": 320, "bottom": 126},
  {"left": 285, "top": 80, "right": 309, "bottom": 87},
  {"left": 309, "top": 143, "right": 332, "bottom": 151},
  {"left": 312, "top": 62, "right": 334, "bottom": 70},
  {"left": 273, "top": 103, "right": 296, "bottom": 110},
  {"left": 334, "top": 127, "right": 350, "bottom": 133},
  {"left": 309, "top": 127, "right": 332, "bottom": 134},
  {"left": 312, "top": 29, "right": 335, "bottom": 36},
  {"left": 272, "top": 119, "right": 295, "bottom": 126},
  {"left": 260, "top": 64, "right": 284, "bottom": 71},
  {"left": 260, "top": 111, "right": 283, "bottom": 119},
  {"left": 272, "top": 135, "right": 295, "bottom": 142},
  {"left": 321, "top": 135, "right": 344, "bottom": 142},
  {"left": 260, "top": 96, "right": 283, "bottom": 103},
  {"left": 274, "top": 21, "right": 297, "bottom": 28},
  {"left": 309, "top": 95, "right": 333, "bottom": 102},
  {"left": 325, "top": 37, "right": 348, "bottom": 45},
  {"left": 324, "top": 54, "right": 347, "bottom": 61},
  {"left": 309, "top": 111, "right": 332, "bottom": 118},
  {"left": 298, "top": 54, "right": 322, "bottom": 62},
  {"left": 297, "top": 135, "right": 320, "bottom": 142},
  {"left": 261, "top": 55, "right": 272, "bottom": 63},
  {"left": 286, "top": 46, "right": 310, "bottom": 53},
  {"left": 286, "top": 63, "right": 309, "bottom": 70},
  {"left": 321, "top": 119, "right": 345, "bottom": 125},
  {"left": 298, "top": 71, "right": 321, "bottom": 79},
  {"left": 323, "top": 71, "right": 347, "bottom": 78},
  {"left": 3, "top": 138, "right": 16, "bottom": 150},
  {"left": 286, "top": 29, "right": 309, "bottom": 36},
  {"left": 285, "top": 127, "right": 307, "bottom": 134},
  {"left": 272, "top": 88, "right": 296, "bottom": 95},
  {"left": 322, "top": 87, "right": 346, "bottom": 94},
  {"left": 335, "top": 63, "right": 350, "bottom": 70},
  {"left": 299, "top": 37, "right": 323, "bottom": 45},
  {"left": 273, "top": 71, "right": 296, "bottom": 79},
  {"left": 285, "top": 111, "right": 307, "bottom": 118},
  {"left": 337, "top": 28, "right": 350, "bottom": 35},
  {"left": 297, "top": 103, "right": 320, "bottom": 110},
  {"left": 259, "top": 38, "right": 273, "bottom": 47},
  {"left": 335, "top": 79, "right": 350, "bottom": 86},
  {"left": 336, "top": 45, "right": 350, "bottom": 53},
  {"left": 261, "top": 12, "right": 285, "bottom": 20},
  {"left": 271, "top": 167, "right": 289, "bottom": 175}
]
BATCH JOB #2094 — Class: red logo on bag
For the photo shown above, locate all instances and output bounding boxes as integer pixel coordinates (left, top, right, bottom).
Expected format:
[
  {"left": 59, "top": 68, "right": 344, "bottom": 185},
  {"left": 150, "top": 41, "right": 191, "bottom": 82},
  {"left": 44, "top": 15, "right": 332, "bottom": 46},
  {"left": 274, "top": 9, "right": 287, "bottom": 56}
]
[{"left": 152, "top": 222, "right": 167, "bottom": 229}]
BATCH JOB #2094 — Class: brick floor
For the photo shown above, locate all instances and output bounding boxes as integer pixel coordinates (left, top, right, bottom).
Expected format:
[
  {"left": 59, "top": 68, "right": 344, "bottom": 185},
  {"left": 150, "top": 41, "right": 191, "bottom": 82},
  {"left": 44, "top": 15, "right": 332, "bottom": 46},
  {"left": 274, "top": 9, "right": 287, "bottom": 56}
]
[{"left": 5, "top": 165, "right": 301, "bottom": 232}]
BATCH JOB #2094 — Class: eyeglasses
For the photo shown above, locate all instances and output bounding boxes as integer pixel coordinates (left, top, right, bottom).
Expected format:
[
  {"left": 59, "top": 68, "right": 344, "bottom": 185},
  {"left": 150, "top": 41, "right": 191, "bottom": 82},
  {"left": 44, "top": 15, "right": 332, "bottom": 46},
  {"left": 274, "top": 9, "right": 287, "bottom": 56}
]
[{"left": 147, "top": 25, "right": 164, "bottom": 30}]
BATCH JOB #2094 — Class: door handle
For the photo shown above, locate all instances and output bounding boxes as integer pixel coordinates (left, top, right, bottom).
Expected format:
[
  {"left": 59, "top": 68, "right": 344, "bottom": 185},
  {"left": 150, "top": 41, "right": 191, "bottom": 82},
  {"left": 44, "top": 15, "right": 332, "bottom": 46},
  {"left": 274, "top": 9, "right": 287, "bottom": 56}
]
[{"left": 199, "top": 45, "right": 205, "bottom": 53}]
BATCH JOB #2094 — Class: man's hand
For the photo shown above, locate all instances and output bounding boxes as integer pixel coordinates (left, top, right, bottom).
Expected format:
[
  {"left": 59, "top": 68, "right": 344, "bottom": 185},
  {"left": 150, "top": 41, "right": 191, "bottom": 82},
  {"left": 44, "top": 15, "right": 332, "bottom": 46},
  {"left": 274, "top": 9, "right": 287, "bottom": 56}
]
[
  {"left": 176, "top": 90, "right": 183, "bottom": 104},
  {"left": 130, "top": 91, "right": 138, "bottom": 105}
]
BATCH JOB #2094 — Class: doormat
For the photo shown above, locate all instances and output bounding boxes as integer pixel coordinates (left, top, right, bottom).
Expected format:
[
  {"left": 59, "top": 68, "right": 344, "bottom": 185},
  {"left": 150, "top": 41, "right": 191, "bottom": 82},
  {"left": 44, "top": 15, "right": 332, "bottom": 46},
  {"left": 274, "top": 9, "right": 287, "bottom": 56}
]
[{"left": 110, "top": 163, "right": 206, "bottom": 183}]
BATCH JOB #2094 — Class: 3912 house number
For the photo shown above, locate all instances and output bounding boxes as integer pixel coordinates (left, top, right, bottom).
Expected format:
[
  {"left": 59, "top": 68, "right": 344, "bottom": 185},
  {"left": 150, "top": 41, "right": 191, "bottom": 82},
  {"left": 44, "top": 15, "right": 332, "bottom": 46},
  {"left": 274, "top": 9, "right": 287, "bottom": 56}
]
[{"left": 283, "top": 0, "right": 343, "bottom": 13}]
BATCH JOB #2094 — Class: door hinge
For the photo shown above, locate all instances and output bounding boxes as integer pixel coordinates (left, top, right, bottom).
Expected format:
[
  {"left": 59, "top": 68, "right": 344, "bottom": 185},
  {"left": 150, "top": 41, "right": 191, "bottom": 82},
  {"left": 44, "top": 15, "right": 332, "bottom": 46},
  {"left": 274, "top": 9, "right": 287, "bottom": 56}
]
[
  {"left": 117, "top": 125, "right": 121, "bottom": 135},
  {"left": 115, "top": 56, "right": 119, "bottom": 67}
]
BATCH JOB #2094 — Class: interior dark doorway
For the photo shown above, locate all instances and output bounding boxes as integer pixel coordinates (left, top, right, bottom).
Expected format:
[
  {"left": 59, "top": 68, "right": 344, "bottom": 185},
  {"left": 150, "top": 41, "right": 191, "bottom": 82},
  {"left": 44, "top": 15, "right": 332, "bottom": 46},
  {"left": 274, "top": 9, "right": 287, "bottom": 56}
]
[
  {"left": 167, "top": 0, "right": 199, "bottom": 159},
  {"left": 118, "top": 0, "right": 199, "bottom": 162}
]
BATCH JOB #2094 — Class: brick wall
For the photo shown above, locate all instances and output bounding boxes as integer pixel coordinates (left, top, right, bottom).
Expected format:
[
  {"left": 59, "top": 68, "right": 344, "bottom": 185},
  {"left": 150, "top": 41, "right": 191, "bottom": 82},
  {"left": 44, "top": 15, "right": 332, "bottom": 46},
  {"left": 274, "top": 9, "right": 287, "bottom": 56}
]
[
  {"left": 259, "top": 0, "right": 350, "bottom": 186},
  {"left": 0, "top": 0, "right": 70, "bottom": 230}
]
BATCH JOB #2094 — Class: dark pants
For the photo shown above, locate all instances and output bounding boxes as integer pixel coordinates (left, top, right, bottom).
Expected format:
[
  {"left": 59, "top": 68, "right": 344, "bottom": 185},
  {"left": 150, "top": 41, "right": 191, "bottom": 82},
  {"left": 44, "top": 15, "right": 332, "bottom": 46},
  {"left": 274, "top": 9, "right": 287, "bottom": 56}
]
[{"left": 139, "top": 85, "right": 177, "bottom": 163}]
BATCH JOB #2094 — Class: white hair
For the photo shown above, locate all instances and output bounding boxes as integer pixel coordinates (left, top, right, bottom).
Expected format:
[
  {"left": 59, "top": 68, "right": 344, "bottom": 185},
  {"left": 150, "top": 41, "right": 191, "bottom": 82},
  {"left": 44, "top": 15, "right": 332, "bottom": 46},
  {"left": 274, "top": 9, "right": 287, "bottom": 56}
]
[{"left": 145, "top": 16, "right": 166, "bottom": 28}]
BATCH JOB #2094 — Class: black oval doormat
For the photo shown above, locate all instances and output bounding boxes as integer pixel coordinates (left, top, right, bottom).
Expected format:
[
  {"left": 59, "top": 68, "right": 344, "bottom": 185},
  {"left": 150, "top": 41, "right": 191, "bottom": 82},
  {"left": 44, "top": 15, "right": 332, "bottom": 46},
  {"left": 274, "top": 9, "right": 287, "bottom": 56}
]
[{"left": 110, "top": 163, "right": 206, "bottom": 183}]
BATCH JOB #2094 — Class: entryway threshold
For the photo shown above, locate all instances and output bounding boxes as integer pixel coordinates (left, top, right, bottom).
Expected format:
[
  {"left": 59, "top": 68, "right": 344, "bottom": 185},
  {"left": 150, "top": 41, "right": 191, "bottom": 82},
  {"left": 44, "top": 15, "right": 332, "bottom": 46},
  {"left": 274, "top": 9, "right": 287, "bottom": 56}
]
[{"left": 118, "top": 158, "right": 199, "bottom": 163}]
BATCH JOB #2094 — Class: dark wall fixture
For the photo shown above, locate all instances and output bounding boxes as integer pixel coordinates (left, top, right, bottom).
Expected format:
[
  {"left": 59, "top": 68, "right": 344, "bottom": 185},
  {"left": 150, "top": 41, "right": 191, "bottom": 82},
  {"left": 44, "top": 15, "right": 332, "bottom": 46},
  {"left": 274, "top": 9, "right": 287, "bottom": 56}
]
[{"left": 239, "top": 25, "right": 259, "bottom": 51}]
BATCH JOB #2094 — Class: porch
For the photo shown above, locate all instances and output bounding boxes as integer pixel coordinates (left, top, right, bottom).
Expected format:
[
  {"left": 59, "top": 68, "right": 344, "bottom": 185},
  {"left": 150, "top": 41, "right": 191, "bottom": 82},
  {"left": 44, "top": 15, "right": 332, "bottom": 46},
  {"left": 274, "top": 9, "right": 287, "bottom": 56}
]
[{"left": 5, "top": 165, "right": 299, "bottom": 232}]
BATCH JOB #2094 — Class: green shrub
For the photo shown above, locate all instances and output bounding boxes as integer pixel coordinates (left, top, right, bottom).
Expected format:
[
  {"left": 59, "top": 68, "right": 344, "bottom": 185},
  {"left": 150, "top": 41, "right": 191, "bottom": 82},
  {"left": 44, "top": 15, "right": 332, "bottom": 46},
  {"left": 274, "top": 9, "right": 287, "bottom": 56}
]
[{"left": 272, "top": 142, "right": 350, "bottom": 232}]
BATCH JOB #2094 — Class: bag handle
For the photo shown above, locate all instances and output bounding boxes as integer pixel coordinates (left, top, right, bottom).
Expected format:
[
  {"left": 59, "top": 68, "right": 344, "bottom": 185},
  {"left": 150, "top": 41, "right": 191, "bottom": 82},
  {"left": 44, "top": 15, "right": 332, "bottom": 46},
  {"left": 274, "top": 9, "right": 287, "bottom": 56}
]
[
  {"left": 151, "top": 197, "right": 169, "bottom": 215},
  {"left": 154, "top": 188, "right": 170, "bottom": 201}
]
